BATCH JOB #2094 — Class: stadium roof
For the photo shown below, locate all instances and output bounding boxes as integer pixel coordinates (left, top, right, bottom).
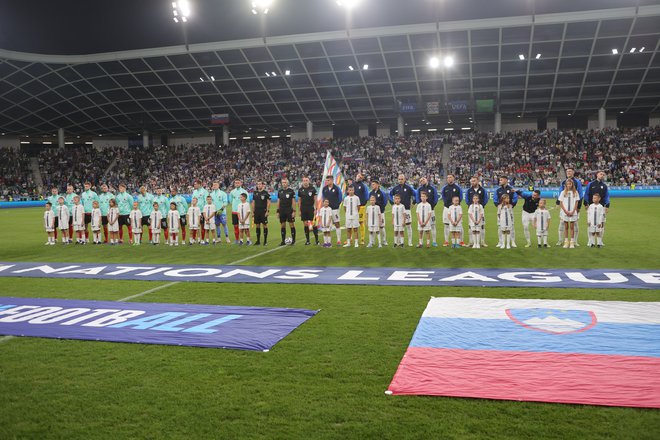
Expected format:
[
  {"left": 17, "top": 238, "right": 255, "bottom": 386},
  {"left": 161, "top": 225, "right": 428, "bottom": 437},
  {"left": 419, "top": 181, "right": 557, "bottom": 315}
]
[{"left": 0, "top": 0, "right": 659, "bottom": 136}]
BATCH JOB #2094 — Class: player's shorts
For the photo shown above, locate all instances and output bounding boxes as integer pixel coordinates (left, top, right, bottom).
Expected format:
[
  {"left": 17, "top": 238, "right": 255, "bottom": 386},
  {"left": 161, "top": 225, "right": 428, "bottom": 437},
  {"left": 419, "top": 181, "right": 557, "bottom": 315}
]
[
  {"left": 73, "top": 222, "right": 85, "bottom": 231},
  {"left": 84, "top": 213, "right": 92, "bottom": 225},
  {"left": 188, "top": 224, "right": 200, "bottom": 230},
  {"left": 449, "top": 223, "right": 461, "bottom": 233},
  {"left": 279, "top": 209, "right": 294, "bottom": 223},
  {"left": 45, "top": 227, "right": 55, "bottom": 233},
  {"left": 358, "top": 206, "right": 366, "bottom": 224},
  {"left": 331, "top": 209, "right": 341, "bottom": 224},
  {"left": 216, "top": 213, "right": 227, "bottom": 225},
  {"left": 560, "top": 212, "right": 578, "bottom": 222},
  {"left": 393, "top": 224, "right": 404, "bottom": 232},
  {"left": 319, "top": 225, "right": 331, "bottom": 233},
  {"left": 418, "top": 224, "right": 431, "bottom": 232},
  {"left": 404, "top": 209, "right": 412, "bottom": 225},
  {"left": 536, "top": 229, "right": 549, "bottom": 237},
  {"left": 469, "top": 222, "right": 481, "bottom": 233},
  {"left": 232, "top": 213, "right": 239, "bottom": 225},
  {"left": 500, "top": 225, "right": 512, "bottom": 233},
  {"left": 141, "top": 216, "right": 150, "bottom": 227},
  {"left": 203, "top": 219, "right": 216, "bottom": 230},
  {"left": 345, "top": 216, "right": 359, "bottom": 229},
  {"left": 522, "top": 211, "right": 534, "bottom": 226},
  {"left": 169, "top": 227, "right": 179, "bottom": 233},
  {"left": 119, "top": 215, "right": 130, "bottom": 227},
  {"left": 239, "top": 221, "right": 250, "bottom": 230},
  {"left": 301, "top": 207, "right": 315, "bottom": 222},
  {"left": 91, "top": 226, "right": 101, "bottom": 232},
  {"left": 101, "top": 215, "right": 108, "bottom": 226},
  {"left": 254, "top": 210, "right": 268, "bottom": 224},
  {"left": 132, "top": 227, "right": 142, "bottom": 234},
  {"left": 588, "top": 224, "right": 603, "bottom": 234},
  {"left": 108, "top": 222, "right": 119, "bottom": 233},
  {"left": 151, "top": 227, "right": 161, "bottom": 234},
  {"left": 368, "top": 225, "right": 381, "bottom": 233}
]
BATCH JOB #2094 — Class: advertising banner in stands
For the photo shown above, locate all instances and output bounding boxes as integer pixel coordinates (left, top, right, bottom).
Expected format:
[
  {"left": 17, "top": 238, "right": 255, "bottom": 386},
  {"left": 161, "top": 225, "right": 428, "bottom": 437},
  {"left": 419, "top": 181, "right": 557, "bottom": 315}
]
[
  {"left": 210, "top": 113, "right": 229, "bottom": 124},
  {"left": 426, "top": 102, "right": 440, "bottom": 114},
  {"left": 449, "top": 101, "right": 468, "bottom": 113}
]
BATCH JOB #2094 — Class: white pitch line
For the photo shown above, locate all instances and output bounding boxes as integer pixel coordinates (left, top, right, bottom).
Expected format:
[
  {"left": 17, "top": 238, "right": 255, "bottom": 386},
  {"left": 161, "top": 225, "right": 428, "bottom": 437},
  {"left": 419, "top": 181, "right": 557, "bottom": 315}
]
[
  {"left": 118, "top": 244, "right": 287, "bottom": 302},
  {"left": 0, "top": 245, "right": 288, "bottom": 343}
]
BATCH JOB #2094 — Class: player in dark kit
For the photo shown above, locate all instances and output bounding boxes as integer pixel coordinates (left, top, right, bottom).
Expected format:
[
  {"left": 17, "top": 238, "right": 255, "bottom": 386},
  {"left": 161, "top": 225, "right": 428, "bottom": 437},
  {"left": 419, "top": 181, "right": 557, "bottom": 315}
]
[
  {"left": 298, "top": 176, "right": 319, "bottom": 245},
  {"left": 277, "top": 178, "right": 297, "bottom": 246},
  {"left": 251, "top": 181, "right": 271, "bottom": 246}
]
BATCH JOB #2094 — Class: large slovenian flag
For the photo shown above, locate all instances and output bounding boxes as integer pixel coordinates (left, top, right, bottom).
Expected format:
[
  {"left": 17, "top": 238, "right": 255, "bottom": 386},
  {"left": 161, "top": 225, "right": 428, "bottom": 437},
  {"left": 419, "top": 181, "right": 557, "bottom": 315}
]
[
  {"left": 388, "top": 297, "right": 660, "bottom": 408},
  {"left": 315, "top": 150, "right": 346, "bottom": 211}
]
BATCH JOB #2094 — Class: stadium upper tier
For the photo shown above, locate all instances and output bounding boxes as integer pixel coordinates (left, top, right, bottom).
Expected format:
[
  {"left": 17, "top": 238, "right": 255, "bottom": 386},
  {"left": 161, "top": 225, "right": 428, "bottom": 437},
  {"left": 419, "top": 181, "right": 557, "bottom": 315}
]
[{"left": 1, "top": 127, "right": 657, "bottom": 201}]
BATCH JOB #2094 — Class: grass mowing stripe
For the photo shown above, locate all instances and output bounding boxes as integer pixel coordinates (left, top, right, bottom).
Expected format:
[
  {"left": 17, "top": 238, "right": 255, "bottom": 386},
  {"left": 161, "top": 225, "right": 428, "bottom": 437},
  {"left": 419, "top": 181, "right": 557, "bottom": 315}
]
[{"left": 0, "top": 335, "right": 14, "bottom": 344}]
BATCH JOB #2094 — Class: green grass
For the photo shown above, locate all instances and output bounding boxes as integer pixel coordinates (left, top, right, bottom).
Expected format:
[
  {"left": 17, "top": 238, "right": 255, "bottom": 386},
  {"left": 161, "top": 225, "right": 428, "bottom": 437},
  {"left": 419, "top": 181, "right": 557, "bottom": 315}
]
[{"left": 1, "top": 200, "right": 659, "bottom": 439}]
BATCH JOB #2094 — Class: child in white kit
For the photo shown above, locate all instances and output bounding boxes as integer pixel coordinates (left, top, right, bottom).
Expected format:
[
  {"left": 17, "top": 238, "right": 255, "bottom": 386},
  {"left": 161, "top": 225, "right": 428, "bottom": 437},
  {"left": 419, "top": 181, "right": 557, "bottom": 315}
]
[
  {"left": 72, "top": 195, "right": 85, "bottom": 244},
  {"left": 366, "top": 195, "right": 382, "bottom": 248},
  {"left": 130, "top": 201, "right": 143, "bottom": 245},
  {"left": 468, "top": 194, "right": 484, "bottom": 249},
  {"left": 107, "top": 199, "right": 119, "bottom": 245},
  {"left": 416, "top": 191, "right": 432, "bottom": 248},
  {"left": 391, "top": 194, "right": 405, "bottom": 248},
  {"left": 44, "top": 202, "right": 56, "bottom": 245},
  {"left": 533, "top": 199, "right": 551, "bottom": 248},
  {"left": 237, "top": 193, "right": 252, "bottom": 245},
  {"left": 91, "top": 200, "right": 102, "bottom": 244},
  {"left": 498, "top": 194, "right": 514, "bottom": 249},
  {"left": 343, "top": 186, "right": 360, "bottom": 247},
  {"left": 167, "top": 202, "right": 181, "bottom": 246},
  {"left": 150, "top": 202, "right": 162, "bottom": 245},
  {"left": 318, "top": 199, "right": 333, "bottom": 248},
  {"left": 447, "top": 196, "right": 463, "bottom": 248},
  {"left": 587, "top": 193, "right": 606, "bottom": 248},
  {"left": 187, "top": 197, "right": 201, "bottom": 244},
  {"left": 203, "top": 195, "right": 217, "bottom": 244}
]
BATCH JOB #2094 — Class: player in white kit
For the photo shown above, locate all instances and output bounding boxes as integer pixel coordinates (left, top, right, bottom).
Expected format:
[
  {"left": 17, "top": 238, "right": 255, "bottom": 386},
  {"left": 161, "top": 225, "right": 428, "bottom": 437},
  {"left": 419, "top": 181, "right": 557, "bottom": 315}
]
[
  {"left": 202, "top": 196, "right": 217, "bottom": 244},
  {"left": 150, "top": 202, "right": 162, "bottom": 245},
  {"left": 318, "top": 199, "right": 334, "bottom": 248},
  {"left": 467, "top": 194, "right": 484, "bottom": 249},
  {"left": 416, "top": 191, "right": 432, "bottom": 248},
  {"left": 498, "top": 194, "right": 514, "bottom": 249},
  {"left": 366, "top": 195, "right": 382, "bottom": 248},
  {"left": 187, "top": 197, "right": 202, "bottom": 245},
  {"left": 44, "top": 202, "right": 56, "bottom": 245},
  {"left": 586, "top": 193, "right": 606, "bottom": 248},
  {"left": 237, "top": 193, "right": 252, "bottom": 245},
  {"left": 107, "top": 199, "right": 119, "bottom": 245},
  {"left": 129, "top": 201, "right": 143, "bottom": 245},
  {"left": 167, "top": 202, "right": 181, "bottom": 246},
  {"left": 558, "top": 179, "right": 580, "bottom": 248},
  {"left": 343, "top": 186, "right": 360, "bottom": 247},
  {"left": 56, "top": 197, "right": 70, "bottom": 244},
  {"left": 447, "top": 196, "right": 463, "bottom": 248},
  {"left": 533, "top": 199, "right": 551, "bottom": 248},
  {"left": 90, "top": 201, "right": 102, "bottom": 244},
  {"left": 391, "top": 194, "right": 406, "bottom": 248}
]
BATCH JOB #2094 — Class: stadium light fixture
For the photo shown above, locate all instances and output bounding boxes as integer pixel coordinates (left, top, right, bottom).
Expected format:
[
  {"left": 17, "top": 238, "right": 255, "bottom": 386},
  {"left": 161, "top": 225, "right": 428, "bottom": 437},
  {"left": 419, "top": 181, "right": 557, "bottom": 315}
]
[
  {"left": 363, "top": 64, "right": 369, "bottom": 70},
  {"left": 461, "top": 127, "right": 471, "bottom": 130},
  {"left": 285, "top": 70, "right": 291, "bottom": 76},
  {"left": 20, "top": 141, "right": 30, "bottom": 144},
  {"left": 229, "top": 137, "right": 237, "bottom": 140},
  {"left": 84, "top": 141, "right": 93, "bottom": 145},
  {"left": 265, "top": 72, "right": 270, "bottom": 77},
  {"left": 630, "top": 47, "right": 636, "bottom": 53},
  {"left": 411, "top": 129, "right": 421, "bottom": 132},
  {"left": 271, "top": 71, "right": 277, "bottom": 76},
  {"left": 210, "top": 75, "right": 215, "bottom": 81},
  {"left": 429, "top": 56, "right": 440, "bottom": 68},
  {"left": 199, "top": 77, "right": 204, "bottom": 81},
  {"left": 612, "top": 49, "right": 618, "bottom": 54},
  {"left": 257, "top": 136, "right": 266, "bottom": 139},
  {"left": 42, "top": 141, "right": 52, "bottom": 144},
  {"left": 640, "top": 47, "right": 645, "bottom": 52},
  {"left": 444, "top": 128, "right": 454, "bottom": 131},
  {"left": 568, "top": 113, "right": 572, "bottom": 116},
  {"left": 65, "top": 142, "right": 73, "bottom": 145},
  {"left": 172, "top": 0, "right": 190, "bottom": 23},
  {"left": 518, "top": 54, "right": 525, "bottom": 60},
  {"left": 251, "top": 0, "right": 273, "bottom": 15},
  {"left": 536, "top": 53, "right": 541, "bottom": 59},
  {"left": 336, "top": 0, "right": 360, "bottom": 9},
  {"left": 443, "top": 56, "right": 454, "bottom": 67},
  {"left": 619, "top": 111, "right": 624, "bottom": 114},
  {"left": 348, "top": 65, "right": 354, "bottom": 71},
  {"left": 243, "top": 136, "right": 252, "bottom": 139},
  {"left": 272, "top": 135, "right": 280, "bottom": 138},
  {"left": 427, "top": 128, "right": 437, "bottom": 132}
]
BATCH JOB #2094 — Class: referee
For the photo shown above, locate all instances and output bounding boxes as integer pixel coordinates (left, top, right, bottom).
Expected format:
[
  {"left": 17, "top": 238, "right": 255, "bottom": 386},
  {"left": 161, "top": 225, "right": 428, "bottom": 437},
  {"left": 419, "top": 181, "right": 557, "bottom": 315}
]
[
  {"left": 252, "top": 181, "right": 270, "bottom": 246},
  {"left": 298, "top": 176, "right": 319, "bottom": 245},
  {"left": 277, "top": 178, "right": 296, "bottom": 245}
]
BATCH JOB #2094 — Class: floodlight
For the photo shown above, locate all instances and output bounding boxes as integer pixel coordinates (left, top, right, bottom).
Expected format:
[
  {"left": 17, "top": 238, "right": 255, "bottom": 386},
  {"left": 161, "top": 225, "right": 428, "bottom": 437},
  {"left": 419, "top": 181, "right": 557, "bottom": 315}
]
[
  {"left": 630, "top": 47, "right": 636, "bottom": 53},
  {"left": 179, "top": 0, "right": 190, "bottom": 17},
  {"left": 336, "top": 0, "right": 360, "bottom": 8},
  {"left": 251, "top": 0, "right": 273, "bottom": 14},
  {"left": 348, "top": 65, "right": 354, "bottom": 70},
  {"left": 265, "top": 72, "right": 270, "bottom": 77},
  {"left": 285, "top": 70, "right": 291, "bottom": 75},
  {"left": 535, "top": 53, "right": 541, "bottom": 59},
  {"left": 271, "top": 71, "right": 277, "bottom": 76},
  {"left": 363, "top": 64, "right": 369, "bottom": 70},
  {"left": 210, "top": 76, "right": 215, "bottom": 81},
  {"left": 640, "top": 47, "right": 645, "bottom": 52},
  {"left": 612, "top": 49, "right": 618, "bottom": 54},
  {"left": 429, "top": 57, "right": 440, "bottom": 68},
  {"left": 518, "top": 54, "right": 525, "bottom": 60},
  {"left": 443, "top": 56, "right": 454, "bottom": 67}
]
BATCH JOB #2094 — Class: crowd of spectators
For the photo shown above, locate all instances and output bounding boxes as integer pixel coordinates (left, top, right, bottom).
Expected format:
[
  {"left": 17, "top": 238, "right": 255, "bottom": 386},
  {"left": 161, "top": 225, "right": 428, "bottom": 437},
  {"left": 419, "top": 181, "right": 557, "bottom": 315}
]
[
  {"left": 447, "top": 126, "right": 659, "bottom": 187},
  {"left": 1, "top": 126, "right": 657, "bottom": 199},
  {"left": 0, "top": 149, "right": 38, "bottom": 201}
]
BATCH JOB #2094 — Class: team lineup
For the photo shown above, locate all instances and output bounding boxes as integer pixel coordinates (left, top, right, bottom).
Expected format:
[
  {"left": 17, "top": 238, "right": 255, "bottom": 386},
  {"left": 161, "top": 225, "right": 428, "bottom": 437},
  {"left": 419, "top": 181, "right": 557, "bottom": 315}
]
[{"left": 41, "top": 169, "right": 611, "bottom": 250}]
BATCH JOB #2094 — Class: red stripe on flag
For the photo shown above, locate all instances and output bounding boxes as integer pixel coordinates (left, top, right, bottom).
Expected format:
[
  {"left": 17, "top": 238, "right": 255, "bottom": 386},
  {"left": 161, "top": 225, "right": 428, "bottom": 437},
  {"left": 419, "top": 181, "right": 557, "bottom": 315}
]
[{"left": 388, "top": 347, "right": 660, "bottom": 408}]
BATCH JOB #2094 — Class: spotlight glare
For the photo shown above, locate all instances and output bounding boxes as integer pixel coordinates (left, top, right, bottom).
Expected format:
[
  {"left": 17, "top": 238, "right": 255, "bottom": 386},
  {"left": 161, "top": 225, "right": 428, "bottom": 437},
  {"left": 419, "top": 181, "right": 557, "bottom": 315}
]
[
  {"left": 429, "top": 56, "right": 440, "bottom": 68},
  {"left": 336, "top": 0, "right": 360, "bottom": 8},
  {"left": 179, "top": 0, "right": 190, "bottom": 17},
  {"left": 172, "top": 2, "right": 177, "bottom": 8},
  {"left": 612, "top": 48, "right": 618, "bottom": 54},
  {"left": 251, "top": 0, "right": 273, "bottom": 14},
  {"left": 518, "top": 54, "right": 525, "bottom": 60},
  {"left": 363, "top": 64, "right": 368, "bottom": 70},
  {"left": 443, "top": 56, "right": 454, "bottom": 67},
  {"left": 173, "top": 17, "right": 179, "bottom": 23},
  {"left": 181, "top": 16, "right": 187, "bottom": 22}
]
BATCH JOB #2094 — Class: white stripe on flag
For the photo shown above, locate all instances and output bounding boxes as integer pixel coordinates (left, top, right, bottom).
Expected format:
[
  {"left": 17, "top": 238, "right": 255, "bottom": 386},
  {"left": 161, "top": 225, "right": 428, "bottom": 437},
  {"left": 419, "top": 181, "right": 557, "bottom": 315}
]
[{"left": 422, "top": 297, "right": 660, "bottom": 324}]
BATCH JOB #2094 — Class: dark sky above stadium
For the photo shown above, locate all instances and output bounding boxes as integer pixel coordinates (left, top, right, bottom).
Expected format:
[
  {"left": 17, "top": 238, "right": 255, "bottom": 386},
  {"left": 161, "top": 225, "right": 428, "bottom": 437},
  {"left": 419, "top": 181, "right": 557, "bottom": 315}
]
[{"left": 0, "top": 0, "right": 653, "bottom": 55}]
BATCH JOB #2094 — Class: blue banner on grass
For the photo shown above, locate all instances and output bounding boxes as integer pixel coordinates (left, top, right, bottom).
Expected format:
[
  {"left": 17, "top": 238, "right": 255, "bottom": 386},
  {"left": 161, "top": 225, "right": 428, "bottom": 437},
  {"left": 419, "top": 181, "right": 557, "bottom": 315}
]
[
  {"left": 0, "top": 297, "right": 317, "bottom": 350},
  {"left": 0, "top": 262, "right": 658, "bottom": 289}
]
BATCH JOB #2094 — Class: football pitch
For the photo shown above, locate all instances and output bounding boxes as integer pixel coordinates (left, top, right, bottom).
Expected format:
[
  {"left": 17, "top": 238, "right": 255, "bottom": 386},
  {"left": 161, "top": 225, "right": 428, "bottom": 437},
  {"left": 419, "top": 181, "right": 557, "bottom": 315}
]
[{"left": 1, "top": 199, "right": 659, "bottom": 439}]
